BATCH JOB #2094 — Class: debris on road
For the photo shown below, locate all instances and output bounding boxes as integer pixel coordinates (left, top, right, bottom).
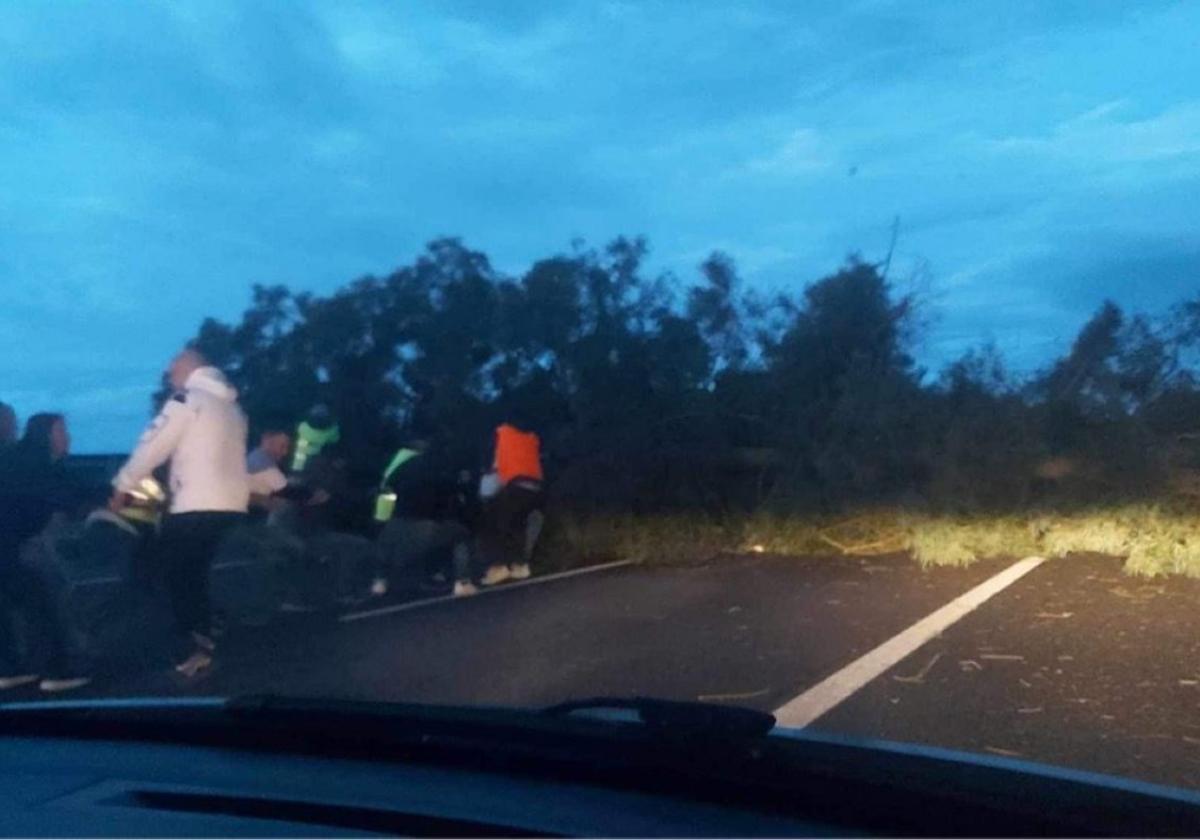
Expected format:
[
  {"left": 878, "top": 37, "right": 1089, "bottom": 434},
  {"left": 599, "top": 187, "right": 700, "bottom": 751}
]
[
  {"left": 984, "top": 746, "right": 1023, "bottom": 757},
  {"left": 1108, "top": 585, "right": 1165, "bottom": 602},
  {"left": 959, "top": 659, "right": 982, "bottom": 672},
  {"left": 697, "top": 688, "right": 770, "bottom": 702},
  {"left": 893, "top": 652, "right": 943, "bottom": 684},
  {"left": 980, "top": 654, "right": 1024, "bottom": 661}
]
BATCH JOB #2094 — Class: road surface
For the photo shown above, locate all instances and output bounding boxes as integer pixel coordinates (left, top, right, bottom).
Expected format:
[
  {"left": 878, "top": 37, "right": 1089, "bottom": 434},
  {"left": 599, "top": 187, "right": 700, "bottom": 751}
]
[{"left": 17, "top": 551, "right": 1200, "bottom": 791}]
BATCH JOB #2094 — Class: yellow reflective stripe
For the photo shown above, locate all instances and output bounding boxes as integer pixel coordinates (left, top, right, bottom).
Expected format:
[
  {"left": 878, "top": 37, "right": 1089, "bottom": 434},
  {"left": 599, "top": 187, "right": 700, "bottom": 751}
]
[
  {"left": 373, "top": 491, "right": 397, "bottom": 522},
  {"left": 381, "top": 448, "right": 420, "bottom": 487},
  {"left": 292, "top": 421, "right": 340, "bottom": 471}
]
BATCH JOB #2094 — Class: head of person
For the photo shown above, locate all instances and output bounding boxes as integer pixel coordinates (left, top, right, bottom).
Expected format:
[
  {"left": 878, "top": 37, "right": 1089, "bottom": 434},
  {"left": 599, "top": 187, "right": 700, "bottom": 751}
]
[
  {"left": 0, "top": 401, "right": 17, "bottom": 446},
  {"left": 259, "top": 427, "right": 292, "bottom": 465},
  {"left": 405, "top": 418, "right": 434, "bottom": 455},
  {"left": 306, "top": 403, "right": 335, "bottom": 431},
  {"left": 22, "top": 413, "right": 70, "bottom": 462},
  {"left": 167, "top": 346, "right": 209, "bottom": 391},
  {"left": 502, "top": 402, "right": 538, "bottom": 435}
]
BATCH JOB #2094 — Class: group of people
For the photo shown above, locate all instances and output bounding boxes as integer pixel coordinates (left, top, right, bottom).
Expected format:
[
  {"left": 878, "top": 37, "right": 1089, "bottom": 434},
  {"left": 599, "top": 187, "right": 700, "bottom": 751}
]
[
  {"left": 1, "top": 345, "right": 546, "bottom": 691},
  {"left": 0, "top": 408, "right": 89, "bottom": 691}
]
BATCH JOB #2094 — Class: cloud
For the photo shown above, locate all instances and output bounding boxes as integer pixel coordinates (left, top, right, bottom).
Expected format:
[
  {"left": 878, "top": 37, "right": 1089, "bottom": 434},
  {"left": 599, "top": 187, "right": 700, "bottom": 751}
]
[
  {"left": 1, "top": 0, "right": 1199, "bottom": 448},
  {"left": 317, "top": 4, "right": 573, "bottom": 90},
  {"left": 990, "top": 100, "right": 1200, "bottom": 166},
  {"left": 741, "top": 129, "right": 835, "bottom": 177}
]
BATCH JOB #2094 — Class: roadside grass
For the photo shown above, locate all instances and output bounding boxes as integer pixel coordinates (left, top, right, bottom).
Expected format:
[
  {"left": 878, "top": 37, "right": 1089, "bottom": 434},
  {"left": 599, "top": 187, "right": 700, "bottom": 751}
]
[
  {"left": 544, "top": 504, "right": 1200, "bottom": 578},
  {"left": 538, "top": 514, "right": 737, "bottom": 571}
]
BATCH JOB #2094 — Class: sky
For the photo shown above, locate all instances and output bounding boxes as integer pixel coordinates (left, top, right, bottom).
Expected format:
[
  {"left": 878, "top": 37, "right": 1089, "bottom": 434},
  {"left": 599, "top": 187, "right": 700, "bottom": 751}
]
[{"left": 2, "top": 0, "right": 1199, "bottom": 452}]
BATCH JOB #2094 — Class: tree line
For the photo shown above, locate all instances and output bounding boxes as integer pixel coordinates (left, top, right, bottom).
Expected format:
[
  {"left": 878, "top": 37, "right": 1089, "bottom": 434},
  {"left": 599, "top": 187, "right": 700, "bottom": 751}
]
[{"left": 178, "top": 236, "right": 1200, "bottom": 515}]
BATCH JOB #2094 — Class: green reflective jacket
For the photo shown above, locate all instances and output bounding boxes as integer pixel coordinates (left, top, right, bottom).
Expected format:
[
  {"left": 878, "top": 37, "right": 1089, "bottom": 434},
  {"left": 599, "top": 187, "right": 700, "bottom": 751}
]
[{"left": 291, "top": 420, "right": 341, "bottom": 472}]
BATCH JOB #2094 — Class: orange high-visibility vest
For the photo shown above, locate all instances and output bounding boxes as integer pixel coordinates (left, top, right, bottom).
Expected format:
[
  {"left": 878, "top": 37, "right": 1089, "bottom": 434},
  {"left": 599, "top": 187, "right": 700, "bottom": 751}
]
[{"left": 494, "top": 424, "right": 543, "bottom": 485}]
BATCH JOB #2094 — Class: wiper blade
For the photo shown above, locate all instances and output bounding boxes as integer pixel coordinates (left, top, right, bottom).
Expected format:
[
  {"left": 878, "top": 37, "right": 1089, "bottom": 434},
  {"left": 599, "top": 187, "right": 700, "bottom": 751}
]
[{"left": 542, "top": 696, "right": 775, "bottom": 738}]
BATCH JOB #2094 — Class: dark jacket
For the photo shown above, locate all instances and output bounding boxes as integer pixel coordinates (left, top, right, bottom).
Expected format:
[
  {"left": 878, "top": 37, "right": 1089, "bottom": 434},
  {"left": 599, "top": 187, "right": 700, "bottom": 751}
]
[
  {"left": 0, "top": 445, "right": 79, "bottom": 564},
  {"left": 384, "top": 451, "right": 463, "bottom": 521}
]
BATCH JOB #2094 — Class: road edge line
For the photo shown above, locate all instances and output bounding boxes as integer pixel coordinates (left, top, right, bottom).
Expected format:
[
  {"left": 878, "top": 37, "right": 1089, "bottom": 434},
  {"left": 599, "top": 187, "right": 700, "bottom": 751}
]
[
  {"left": 773, "top": 555, "right": 1048, "bottom": 729},
  {"left": 339, "top": 558, "right": 637, "bottom": 623}
]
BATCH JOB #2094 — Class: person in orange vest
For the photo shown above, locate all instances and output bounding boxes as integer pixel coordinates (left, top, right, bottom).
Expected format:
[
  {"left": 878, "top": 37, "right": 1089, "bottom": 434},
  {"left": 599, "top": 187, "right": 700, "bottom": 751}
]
[{"left": 479, "top": 420, "right": 545, "bottom": 585}]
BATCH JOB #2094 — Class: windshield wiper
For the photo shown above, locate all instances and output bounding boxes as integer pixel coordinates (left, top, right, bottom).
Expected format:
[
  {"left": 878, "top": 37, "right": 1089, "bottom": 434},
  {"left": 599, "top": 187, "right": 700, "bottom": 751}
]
[{"left": 542, "top": 696, "right": 775, "bottom": 739}]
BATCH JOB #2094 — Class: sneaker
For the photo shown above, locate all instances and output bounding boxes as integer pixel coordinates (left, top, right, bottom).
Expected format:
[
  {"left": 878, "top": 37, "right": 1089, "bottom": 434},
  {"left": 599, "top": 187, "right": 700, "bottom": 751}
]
[
  {"left": 509, "top": 562, "right": 532, "bottom": 581},
  {"left": 0, "top": 674, "right": 39, "bottom": 691},
  {"left": 39, "top": 677, "right": 92, "bottom": 693},
  {"left": 191, "top": 632, "right": 217, "bottom": 654},
  {"left": 452, "top": 580, "right": 478, "bottom": 597},
  {"left": 370, "top": 577, "right": 389, "bottom": 597},
  {"left": 174, "top": 650, "right": 213, "bottom": 678},
  {"left": 481, "top": 565, "right": 511, "bottom": 586}
]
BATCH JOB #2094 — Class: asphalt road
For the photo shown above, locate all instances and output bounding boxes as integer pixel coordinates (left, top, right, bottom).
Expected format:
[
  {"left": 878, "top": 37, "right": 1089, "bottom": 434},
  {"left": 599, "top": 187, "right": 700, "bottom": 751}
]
[
  {"left": 822, "top": 553, "right": 1200, "bottom": 791},
  {"left": 19, "top": 550, "right": 1200, "bottom": 793},
  {"left": 82, "top": 552, "right": 1008, "bottom": 707}
]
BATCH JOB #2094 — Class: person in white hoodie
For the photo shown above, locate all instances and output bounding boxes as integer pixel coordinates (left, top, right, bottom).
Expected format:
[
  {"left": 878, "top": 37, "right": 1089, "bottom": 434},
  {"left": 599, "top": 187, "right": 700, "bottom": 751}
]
[{"left": 110, "top": 348, "right": 249, "bottom": 677}]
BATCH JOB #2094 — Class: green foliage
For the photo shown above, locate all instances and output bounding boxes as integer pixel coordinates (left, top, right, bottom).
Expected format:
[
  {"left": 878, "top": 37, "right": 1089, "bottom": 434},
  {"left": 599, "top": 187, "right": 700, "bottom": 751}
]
[
  {"left": 909, "top": 516, "right": 1042, "bottom": 567},
  {"left": 544, "top": 507, "right": 1200, "bottom": 579},
  {"left": 539, "top": 513, "right": 738, "bottom": 570},
  {"left": 178, "top": 235, "right": 1198, "bottom": 520}
]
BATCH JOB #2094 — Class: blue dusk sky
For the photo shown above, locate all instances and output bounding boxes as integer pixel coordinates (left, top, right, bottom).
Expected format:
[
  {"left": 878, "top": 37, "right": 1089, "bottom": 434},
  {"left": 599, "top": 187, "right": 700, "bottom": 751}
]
[{"left": 2, "top": 1, "right": 1198, "bottom": 450}]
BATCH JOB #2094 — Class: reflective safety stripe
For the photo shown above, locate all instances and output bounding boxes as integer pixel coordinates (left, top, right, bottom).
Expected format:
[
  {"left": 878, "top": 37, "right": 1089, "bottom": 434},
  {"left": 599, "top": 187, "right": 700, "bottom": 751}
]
[
  {"left": 373, "top": 448, "right": 420, "bottom": 523},
  {"left": 381, "top": 448, "right": 420, "bottom": 487},
  {"left": 291, "top": 438, "right": 311, "bottom": 472},
  {"left": 373, "top": 491, "right": 397, "bottom": 523}
]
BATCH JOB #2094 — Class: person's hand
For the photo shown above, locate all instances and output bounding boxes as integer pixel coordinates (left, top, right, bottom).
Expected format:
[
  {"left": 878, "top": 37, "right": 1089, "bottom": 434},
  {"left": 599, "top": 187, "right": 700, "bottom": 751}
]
[
  {"left": 107, "top": 490, "right": 126, "bottom": 512},
  {"left": 307, "top": 488, "right": 331, "bottom": 506}
]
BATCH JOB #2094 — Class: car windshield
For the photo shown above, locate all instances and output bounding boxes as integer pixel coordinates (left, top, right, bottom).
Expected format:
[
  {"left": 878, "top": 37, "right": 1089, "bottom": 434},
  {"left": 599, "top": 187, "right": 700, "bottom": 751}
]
[{"left": 3, "top": 0, "right": 1200, "bottom": 797}]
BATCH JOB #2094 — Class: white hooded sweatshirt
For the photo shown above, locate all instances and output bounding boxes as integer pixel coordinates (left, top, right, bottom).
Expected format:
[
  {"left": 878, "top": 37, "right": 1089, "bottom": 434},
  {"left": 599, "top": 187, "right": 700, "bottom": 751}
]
[{"left": 114, "top": 366, "right": 250, "bottom": 514}]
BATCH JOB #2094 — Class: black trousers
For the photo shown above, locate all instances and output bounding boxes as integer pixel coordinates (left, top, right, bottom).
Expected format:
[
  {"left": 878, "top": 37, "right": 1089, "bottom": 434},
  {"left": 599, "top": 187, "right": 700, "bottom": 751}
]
[
  {"left": 158, "top": 511, "right": 245, "bottom": 646},
  {"left": 483, "top": 481, "right": 544, "bottom": 567},
  {"left": 0, "top": 559, "right": 70, "bottom": 678}
]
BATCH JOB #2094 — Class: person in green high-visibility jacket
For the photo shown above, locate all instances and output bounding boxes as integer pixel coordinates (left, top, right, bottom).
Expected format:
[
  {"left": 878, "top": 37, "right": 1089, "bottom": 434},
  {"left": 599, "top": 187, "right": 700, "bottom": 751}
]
[
  {"left": 290, "top": 404, "right": 340, "bottom": 474},
  {"left": 374, "top": 437, "right": 479, "bottom": 598}
]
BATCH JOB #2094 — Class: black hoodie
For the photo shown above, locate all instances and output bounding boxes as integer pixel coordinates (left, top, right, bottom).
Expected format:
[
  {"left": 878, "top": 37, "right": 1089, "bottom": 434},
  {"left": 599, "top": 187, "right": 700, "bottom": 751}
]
[{"left": 0, "top": 428, "right": 78, "bottom": 563}]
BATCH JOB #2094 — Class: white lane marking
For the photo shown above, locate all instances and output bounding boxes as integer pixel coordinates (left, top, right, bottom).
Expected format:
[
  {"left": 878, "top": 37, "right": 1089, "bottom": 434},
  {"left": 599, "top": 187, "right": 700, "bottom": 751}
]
[
  {"left": 773, "top": 555, "right": 1048, "bottom": 729},
  {"left": 339, "top": 559, "right": 637, "bottom": 623}
]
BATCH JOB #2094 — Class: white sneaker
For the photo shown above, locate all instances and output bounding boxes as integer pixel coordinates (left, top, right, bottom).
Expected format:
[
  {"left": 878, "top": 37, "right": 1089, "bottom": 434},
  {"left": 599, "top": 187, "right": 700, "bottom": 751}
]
[
  {"left": 0, "top": 674, "right": 39, "bottom": 690},
  {"left": 192, "top": 632, "right": 217, "bottom": 654},
  {"left": 174, "top": 650, "right": 213, "bottom": 678},
  {"left": 370, "top": 577, "right": 389, "bottom": 597},
  {"left": 452, "top": 580, "right": 479, "bottom": 597},
  {"left": 481, "top": 565, "right": 511, "bottom": 586},
  {"left": 509, "top": 562, "right": 532, "bottom": 581},
  {"left": 39, "top": 677, "right": 91, "bottom": 693}
]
